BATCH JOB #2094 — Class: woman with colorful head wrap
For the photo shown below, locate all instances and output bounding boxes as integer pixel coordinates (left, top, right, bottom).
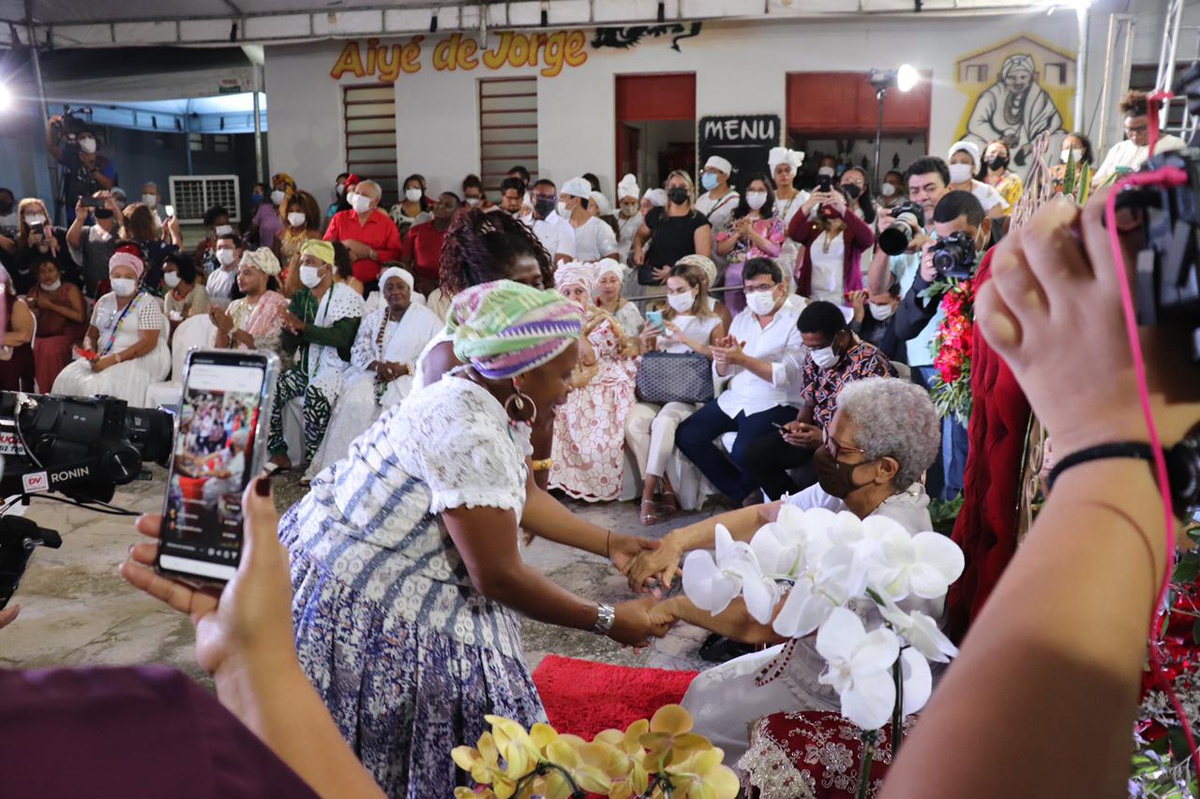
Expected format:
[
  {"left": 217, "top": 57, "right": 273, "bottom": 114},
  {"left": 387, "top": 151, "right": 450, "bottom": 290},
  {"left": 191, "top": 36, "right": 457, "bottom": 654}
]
[
  {"left": 212, "top": 243, "right": 289, "bottom": 354},
  {"left": 52, "top": 244, "right": 170, "bottom": 404},
  {"left": 279, "top": 279, "right": 673, "bottom": 798},
  {"left": 547, "top": 261, "right": 641, "bottom": 502}
]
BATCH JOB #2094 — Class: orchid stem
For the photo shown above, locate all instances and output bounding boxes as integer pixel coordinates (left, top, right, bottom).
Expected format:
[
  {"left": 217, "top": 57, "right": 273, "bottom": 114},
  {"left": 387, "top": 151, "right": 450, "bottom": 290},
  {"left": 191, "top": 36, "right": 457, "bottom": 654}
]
[
  {"left": 892, "top": 658, "right": 904, "bottom": 757},
  {"left": 856, "top": 730, "right": 877, "bottom": 799},
  {"left": 512, "top": 761, "right": 586, "bottom": 799}
]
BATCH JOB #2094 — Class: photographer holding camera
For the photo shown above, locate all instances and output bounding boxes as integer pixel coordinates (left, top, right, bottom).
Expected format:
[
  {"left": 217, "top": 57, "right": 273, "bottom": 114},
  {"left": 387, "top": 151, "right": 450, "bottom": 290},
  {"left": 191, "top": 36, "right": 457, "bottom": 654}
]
[{"left": 44, "top": 115, "right": 117, "bottom": 217}]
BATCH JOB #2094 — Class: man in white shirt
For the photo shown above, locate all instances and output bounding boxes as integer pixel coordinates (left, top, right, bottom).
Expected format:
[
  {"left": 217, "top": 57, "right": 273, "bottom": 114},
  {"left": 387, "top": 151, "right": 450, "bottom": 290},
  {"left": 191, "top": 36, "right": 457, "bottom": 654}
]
[
  {"left": 558, "top": 176, "right": 618, "bottom": 263},
  {"left": 946, "top": 141, "right": 1008, "bottom": 219},
  {"left": 530, "top": 179, "right": 575, "bottom": 264},
  {"left": 1092, "top": 90, "right": 1188, "bottom": 188},
  {"left": 676, "top": 258, "right": 806, "bottom": 505}
]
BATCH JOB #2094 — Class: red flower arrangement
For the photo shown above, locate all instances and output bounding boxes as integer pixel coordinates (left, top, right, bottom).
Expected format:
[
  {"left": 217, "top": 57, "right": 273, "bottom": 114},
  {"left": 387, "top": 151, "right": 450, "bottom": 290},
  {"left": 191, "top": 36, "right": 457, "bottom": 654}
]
[{"left": 929, "top": 279, "right": 976, "bottom": 424}]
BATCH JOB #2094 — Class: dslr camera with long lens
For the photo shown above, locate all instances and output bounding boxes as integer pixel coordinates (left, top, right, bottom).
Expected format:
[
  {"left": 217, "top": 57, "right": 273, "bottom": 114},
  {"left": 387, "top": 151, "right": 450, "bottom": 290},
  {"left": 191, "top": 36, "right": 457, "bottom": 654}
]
[
  {"left": 878, "top": 200, "right": 927, "bottom": 256},
  {"left": 0, "top": 392, "right": 173, "bottom": 609},
  {"left": 929, "top": 230, "right": 979, "bottom": 281}
]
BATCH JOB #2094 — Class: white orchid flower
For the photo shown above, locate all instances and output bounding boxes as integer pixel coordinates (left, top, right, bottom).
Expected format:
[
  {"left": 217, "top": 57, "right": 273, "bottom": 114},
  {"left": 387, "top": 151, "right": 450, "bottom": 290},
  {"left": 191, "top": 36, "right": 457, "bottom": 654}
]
[
  {"left": 869, "top": 526, "right": 966, "bottom": 601},
  {"left": 683, "top": 525, "right": 774, "bottom": 618},
  {"left": 815, "top": 607, "right": 901, "bottom": 730},
  {"left": 772, "top": 544, "right": 867, "bottom": 638},
  {"left": 899, "top": 647, "right": 933, "bottom": 716},
  {"left": 748, "top": 521, "right": 804, "bottom": 579},
  {"left": 877, "top": 596, "right": 959, "bottom": 664}
]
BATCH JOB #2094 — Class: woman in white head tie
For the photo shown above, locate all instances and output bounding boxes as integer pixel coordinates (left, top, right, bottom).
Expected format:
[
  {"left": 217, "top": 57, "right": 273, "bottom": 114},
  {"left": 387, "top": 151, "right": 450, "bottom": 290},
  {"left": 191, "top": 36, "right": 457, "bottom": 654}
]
[
  {"left": 52, "top": 244, "right": 170, "bottom": 405},
  {"left": 768, "top": 146, "right": 808, "bottom": 281}
]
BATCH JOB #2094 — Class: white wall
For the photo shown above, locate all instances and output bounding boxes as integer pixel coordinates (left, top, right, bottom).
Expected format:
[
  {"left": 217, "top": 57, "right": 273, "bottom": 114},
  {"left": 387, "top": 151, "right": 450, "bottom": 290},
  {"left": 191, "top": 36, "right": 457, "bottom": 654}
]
[{"left": 266, "top": 12, "right": 1108, "bottom": 210}]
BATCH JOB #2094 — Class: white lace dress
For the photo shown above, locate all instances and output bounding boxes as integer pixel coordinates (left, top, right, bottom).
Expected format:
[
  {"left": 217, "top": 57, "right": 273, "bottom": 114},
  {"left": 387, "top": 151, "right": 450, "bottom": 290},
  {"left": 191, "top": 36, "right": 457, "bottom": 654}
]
[{"left": 279, "top": 376, "right": 544, "bottom": 798}]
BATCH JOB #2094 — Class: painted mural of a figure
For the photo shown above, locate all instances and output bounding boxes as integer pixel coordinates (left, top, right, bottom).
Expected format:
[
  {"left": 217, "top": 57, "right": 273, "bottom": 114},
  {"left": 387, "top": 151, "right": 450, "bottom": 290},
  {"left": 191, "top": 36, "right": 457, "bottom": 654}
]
[{"left": 964, "top": 53, "right": 1065, "bottom": 166}]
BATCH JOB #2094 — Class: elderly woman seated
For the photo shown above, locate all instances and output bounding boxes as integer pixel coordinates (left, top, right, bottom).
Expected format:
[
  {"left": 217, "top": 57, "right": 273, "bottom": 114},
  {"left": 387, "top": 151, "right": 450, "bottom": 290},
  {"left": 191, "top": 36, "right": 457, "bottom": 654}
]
[{"left": 626, "top": 377, "right": 942, "bottom": 767}]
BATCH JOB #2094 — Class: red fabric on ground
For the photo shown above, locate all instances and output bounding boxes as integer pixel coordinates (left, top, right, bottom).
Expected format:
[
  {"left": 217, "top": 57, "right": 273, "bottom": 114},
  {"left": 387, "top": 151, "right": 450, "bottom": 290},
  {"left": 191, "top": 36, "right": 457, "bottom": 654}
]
[
  {"left": 944, "top": 250, "right": 1032, "bottom": 643},
  {"left": 532, "top": 655, "right": 698, "bottom": 741}
]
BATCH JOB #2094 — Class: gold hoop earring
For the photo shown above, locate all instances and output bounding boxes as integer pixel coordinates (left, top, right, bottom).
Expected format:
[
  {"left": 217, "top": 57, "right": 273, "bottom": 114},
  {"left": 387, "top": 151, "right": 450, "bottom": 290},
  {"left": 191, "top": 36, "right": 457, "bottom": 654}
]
[{"left": 504, "top": 385, "right": 537, "bottom": 425}]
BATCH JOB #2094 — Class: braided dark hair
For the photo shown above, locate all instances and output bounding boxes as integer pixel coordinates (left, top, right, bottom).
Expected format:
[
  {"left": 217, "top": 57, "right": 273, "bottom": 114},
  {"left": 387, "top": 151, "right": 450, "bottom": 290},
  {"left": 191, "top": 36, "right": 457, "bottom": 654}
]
[{"left": 439, "top": 208, "right": 555, "bottom": 296}]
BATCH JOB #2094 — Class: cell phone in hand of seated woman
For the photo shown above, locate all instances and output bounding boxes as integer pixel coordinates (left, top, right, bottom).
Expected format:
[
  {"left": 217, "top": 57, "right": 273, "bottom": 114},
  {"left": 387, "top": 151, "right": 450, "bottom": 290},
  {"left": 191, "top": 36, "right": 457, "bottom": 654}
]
[
  {"left": 645, "top": 310, "right": 664, "bottom": 329},
  {"left": 156, "top": 349, "right": 278, "bottom": 586}
]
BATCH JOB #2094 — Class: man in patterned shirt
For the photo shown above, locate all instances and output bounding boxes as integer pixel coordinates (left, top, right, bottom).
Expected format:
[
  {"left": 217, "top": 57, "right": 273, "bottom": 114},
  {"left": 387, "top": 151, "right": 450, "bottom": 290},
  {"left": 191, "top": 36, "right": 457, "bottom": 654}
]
[{"left": 742, "top": 300, "right": 894, "bottom": 500}]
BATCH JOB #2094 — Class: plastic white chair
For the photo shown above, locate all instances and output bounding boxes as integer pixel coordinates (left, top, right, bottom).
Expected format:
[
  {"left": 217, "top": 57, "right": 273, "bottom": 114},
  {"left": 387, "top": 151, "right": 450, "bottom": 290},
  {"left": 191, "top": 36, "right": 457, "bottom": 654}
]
[{"left": 144, "top": 314, "right": 217, "bottom": 408}]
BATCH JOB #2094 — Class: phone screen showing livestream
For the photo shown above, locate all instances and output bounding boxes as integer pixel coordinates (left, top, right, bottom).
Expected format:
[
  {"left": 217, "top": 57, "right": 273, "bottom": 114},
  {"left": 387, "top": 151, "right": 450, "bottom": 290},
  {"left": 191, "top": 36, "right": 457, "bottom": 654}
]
[{"left": 160, "top": 359, "right": 265, "bottom": 581}]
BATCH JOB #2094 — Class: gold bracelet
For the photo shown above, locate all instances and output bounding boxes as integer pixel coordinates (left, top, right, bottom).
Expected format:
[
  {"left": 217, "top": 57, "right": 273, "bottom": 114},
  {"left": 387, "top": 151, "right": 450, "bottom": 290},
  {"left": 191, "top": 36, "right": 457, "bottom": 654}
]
[{"left": 530, "top": 458, "right": 553, "bottom": 472}]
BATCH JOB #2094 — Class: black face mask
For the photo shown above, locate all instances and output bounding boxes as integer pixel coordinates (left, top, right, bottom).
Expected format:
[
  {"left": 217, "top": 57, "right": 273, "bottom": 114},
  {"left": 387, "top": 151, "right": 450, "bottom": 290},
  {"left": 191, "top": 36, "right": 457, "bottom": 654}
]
[
  {"left": 0, "top": 201, "right": 12, "bottom": 216},
  {"left": 534, "top": 196, "right": 556, "bottom": 219},
  {"left": 840, "top": 184, "right": 862, "bottom": 201},
  {"left": 94, "top": 208, "right": 114, "bottom": 220},
  {"left": 667, "top": 187, "right": 690, "bottom": 206},
  {"left": 988, "top": 156, "right": 1009, "bottom": 171},
  {"left": 813, "top": 447, "right": 877, "bottom": 499}
]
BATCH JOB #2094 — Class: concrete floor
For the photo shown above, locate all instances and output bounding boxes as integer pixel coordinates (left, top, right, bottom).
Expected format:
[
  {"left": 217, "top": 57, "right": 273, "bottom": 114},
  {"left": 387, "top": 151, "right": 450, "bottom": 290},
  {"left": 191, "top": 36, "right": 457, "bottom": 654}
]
[{"left": 0, "top": 467, "right": 712, "bottom": 682}]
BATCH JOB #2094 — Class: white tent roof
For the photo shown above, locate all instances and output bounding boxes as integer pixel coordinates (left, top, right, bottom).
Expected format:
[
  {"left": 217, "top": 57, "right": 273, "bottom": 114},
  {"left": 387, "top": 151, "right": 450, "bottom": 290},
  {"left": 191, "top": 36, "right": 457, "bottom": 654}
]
[{"left": 3, "top": 0, "right": 1067, "bottom": 48}]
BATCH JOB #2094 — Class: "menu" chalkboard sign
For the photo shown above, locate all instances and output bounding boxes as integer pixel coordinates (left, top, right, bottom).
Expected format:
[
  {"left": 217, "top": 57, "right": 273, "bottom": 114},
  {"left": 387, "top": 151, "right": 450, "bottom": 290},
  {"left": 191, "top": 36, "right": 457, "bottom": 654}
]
[{"left": 697, "top": 115, "right": 783, "bottom": 191}]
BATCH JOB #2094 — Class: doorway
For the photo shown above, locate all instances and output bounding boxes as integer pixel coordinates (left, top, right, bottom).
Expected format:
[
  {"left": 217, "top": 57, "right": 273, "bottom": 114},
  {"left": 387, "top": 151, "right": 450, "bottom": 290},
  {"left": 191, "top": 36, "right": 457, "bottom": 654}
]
[{"left": 616, "top": 73, "right": 696, "bottom": 192}]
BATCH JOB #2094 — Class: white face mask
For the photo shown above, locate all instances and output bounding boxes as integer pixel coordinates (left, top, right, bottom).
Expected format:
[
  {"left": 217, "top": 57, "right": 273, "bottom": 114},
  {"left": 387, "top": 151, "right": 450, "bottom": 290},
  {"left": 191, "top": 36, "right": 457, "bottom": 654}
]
[
  {"left": 868, "top": 301, "right": 895, "bottom": 321},
  {"left": 163, "top": 272, "right": 181, "bottom": 289},
  {"left": 465, "top": 197, "right": 482, "bottom": 207},
  {"left": 110, "top": 277, "right": 137, "bottom": 297},
  {"left": 24, "top": 214, "right": 46, "bottom": 228},
  {"left": 818, "top": 166, "right": 836, "bottom": 178},
  {"left": 216, "top": 248, "right": 237, "bottom": 267},
  {"left": 214, "top": 224, "right": 234, "bottom": 237},
  {"left": 746, "top": 289, "right": 778, "bottom": 317},
  {"left": 299, "top": 265, "right": 324, "bottom": 288},
  {"left": 556, "top": 200, "right": 570, "bottom": 218},
  {"left": 879, "top": 183, "right": 897, "bottom": 198},
  {"left": 519, "top": 213, "right": 534, "bottom": 225},
  {"left": 270, "top": 190, "right": 286, "bottom": 206},
  {"left": 745, "top": 191, "right": 768, "bottom": 210},
  {"left": 287, "top": 212, "right": 306, "bottom": 227},
  {"left": 78, "top": 137, "right": 97, "bottom": 154},
  {"left": 619, "top": 204, "right": 638, "bottom": 218},
  {"left": 39, "top": 279, "right": 61, "bottom": 292},
  {"left": 1060, "top": 148, "right": 1084, "bottom": 164},
  {"left": 405, "top": 188, "right": 423, "bottom": 203},
  {"left": 811, "top": 346, "right": 839, "bottom": 370},
  {"left": 336, "top": 184, "right": 346, "bottom": 196},
  {"left": 349, "top": 193, "right": 373, "bottom": 213},
  {"left": 948, "top": 163, "right": 974, "bottom": 184},
  {"left": 141, "top": 194, "right": 158, "bottom": 208},
  {"left": 667, "top": 291, "right": 696, "bottom": 313}
]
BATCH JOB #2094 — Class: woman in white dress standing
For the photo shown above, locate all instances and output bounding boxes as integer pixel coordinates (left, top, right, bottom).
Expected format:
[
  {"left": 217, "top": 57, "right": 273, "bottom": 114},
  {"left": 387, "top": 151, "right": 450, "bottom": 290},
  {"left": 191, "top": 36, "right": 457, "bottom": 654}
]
[
  {"left": 304, "top": 266, "right": 441, "bottom": 480},
  {"left": 53, "top": 244, "right": 169, "bottom": 405},
  {"left": 769, "top": 147, "right": 808, "bottom": 284},
  {"left": 614, "top": 174, "right": 643, "bottom": 265}
]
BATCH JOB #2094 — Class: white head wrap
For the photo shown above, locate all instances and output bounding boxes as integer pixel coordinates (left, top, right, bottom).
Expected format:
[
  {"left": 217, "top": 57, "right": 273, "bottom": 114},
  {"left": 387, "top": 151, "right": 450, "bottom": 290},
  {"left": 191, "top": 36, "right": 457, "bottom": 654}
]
[
  {"left": 675, "top": 254, "right": 717, "bottom": 288},
  {"left": 768, "top": 147, "right": 804, "bottom": 174},
  {"left": 595, "top": 258, "right": 624, "bottom": 282},
  {"left": 589, "top": 191, "right": 612, "bottom": 216},
  {"left": 561, "top": 177, "right": 593, "bottom": 198},
  {"left": 704, "top": 155, "right": 733, "bottom": 175},
  {"left": 644, "top": 188, "right": 667, "bottom": 208},
  {"left": 379, "top": 266, "right": 414, "bottom": 291},
  {"left": 948, "top": 140, "right": 981, "bottom": 171},
  {"left": 240, "top": 247, "right": 281, "bottom": 276},
  {"left": 554, "top": 261, "right": 597, "bottom": 295},
  {"left": 617, "top": 174, "right": 640, "bottom": 201},
  {"left": 999, "top": 53, "right": 1037, "bottom": 81}
]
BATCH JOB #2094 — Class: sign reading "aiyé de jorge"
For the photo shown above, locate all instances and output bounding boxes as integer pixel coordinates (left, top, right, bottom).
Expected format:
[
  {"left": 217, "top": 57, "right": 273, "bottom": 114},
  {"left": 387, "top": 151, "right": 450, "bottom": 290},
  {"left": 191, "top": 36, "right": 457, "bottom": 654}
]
[{"left": 331, "top": 31, "right": 589, "bottom": 82}]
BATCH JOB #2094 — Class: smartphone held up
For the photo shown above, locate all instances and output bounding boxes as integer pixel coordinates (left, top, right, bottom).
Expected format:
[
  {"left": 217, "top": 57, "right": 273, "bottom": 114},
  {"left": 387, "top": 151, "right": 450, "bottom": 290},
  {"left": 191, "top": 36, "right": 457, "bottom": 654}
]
[{"left": 156, "top": 350, "right": 278, "bottom": 585}]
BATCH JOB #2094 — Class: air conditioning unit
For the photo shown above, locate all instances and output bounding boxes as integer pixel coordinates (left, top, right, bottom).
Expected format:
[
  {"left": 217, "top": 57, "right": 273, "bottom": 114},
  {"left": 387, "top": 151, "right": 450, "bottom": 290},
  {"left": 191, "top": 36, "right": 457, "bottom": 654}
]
[{"left": 168, "top": 175, "right": 241, "bottom": 225}]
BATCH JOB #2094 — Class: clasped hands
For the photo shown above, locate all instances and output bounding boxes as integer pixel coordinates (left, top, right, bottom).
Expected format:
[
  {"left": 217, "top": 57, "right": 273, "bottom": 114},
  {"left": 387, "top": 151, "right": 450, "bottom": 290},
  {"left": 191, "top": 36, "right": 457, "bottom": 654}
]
[{"left": 710, "top": 335, "right": 746, "bottom": 369}]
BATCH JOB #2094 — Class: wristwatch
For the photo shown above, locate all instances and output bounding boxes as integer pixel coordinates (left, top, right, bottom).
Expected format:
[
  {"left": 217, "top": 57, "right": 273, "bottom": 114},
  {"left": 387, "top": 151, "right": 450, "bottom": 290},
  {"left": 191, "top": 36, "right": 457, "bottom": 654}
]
[{"left": 592, "top": 603, "right": 616, "bottom": 635}]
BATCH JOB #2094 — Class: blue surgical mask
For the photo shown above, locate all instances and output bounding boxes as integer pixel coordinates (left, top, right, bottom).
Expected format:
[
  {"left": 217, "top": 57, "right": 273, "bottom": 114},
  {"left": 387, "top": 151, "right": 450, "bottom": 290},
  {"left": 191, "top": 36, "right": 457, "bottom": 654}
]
[
  {"left": 250, "top": 193, "right": 263, "bottom": 205},
  {"left": 701, "top": 173, "right": 719, "bottom": 192}
]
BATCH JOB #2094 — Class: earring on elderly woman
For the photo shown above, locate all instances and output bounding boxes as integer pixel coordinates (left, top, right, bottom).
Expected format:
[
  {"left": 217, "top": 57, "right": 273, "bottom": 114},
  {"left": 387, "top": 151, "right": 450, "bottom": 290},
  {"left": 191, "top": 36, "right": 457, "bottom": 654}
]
[{"left": 504, "top": 381, "right": 537, "bottom": 425}]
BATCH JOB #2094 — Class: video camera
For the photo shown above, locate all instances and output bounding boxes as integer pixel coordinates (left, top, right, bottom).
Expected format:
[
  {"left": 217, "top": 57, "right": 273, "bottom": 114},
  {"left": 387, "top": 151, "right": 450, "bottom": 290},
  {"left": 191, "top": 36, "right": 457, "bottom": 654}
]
[
  {"left": 54, "top": 106, "right": 94, "bottom": 148},
  {"left": 0, "top": 392, "right": 173, "bottom": 504},
  {"left": 929, "top": 230, "right": 978, "bottom": 281},
  {"left": 878, "top": 200, "right": 926, "bottom": 256}
]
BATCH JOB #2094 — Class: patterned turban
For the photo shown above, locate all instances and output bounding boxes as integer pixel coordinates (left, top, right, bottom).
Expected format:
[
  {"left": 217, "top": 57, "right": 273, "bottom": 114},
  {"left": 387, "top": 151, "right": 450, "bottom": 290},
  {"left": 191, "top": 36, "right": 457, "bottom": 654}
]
[
  {"left": 109, "top": 244, "right": 145, "bottom": 280},
  {"left": 448, "top": 280, "right": 584, "bottom": 380},
  {"left": 675, "top": 254, "right": 717, "bottom": 288},
  {"left": 300, "top": 238, "right": 335, "bottom": 266},
  {"left": 553, "top": 261, "right": 597, "bottom": 295}
]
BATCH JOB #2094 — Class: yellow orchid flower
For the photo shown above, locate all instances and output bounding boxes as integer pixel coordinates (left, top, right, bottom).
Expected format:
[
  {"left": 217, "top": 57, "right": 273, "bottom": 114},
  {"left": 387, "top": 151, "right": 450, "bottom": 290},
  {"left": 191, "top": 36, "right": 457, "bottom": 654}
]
[
  {"left": 529, "top": 722, "right": 560, "bottom": 756},
  {"left": 638, "top": 705, "right": 710, "bottom": 771},
  {"left": 451, "top": 732, "right": 518, "bottom": 798},
  {"left": 485, "top": 715, "right": 541, "bottom": 782},
  {"left": 594, "top": 723, "right": 651, "bottom": 797},
  {"left": 455, "top": 789, "right": 499, "bottom": 799},
  {"left": 664, "top": 747, "right": 740, "bottom": 799},
  {"left": 517, "top": 767, "right": 577, "bottom": 799}
]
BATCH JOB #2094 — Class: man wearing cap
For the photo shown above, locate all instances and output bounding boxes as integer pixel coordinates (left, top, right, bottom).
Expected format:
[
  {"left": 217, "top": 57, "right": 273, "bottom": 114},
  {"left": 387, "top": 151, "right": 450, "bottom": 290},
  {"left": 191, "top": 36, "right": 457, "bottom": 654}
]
[
  {"left": 323, "top": 178, "right": 401, "bottom": 290},
  {"left": 694, "top": 156, "right": 740, "bottom": 270},
  {"left": 946, "top": 141, "right": 1008, "bottom": 219},
  {"left": 268, "top": 238, "right": 365, "bottom": 471},
  {"left": 615, "top": 174, "right": 643, "bottom": 265},
  {"left": 304, "top": 264, "right": 443, "bottom": 479},
  {"left": 559, "top": 177, "right": 618, "bottom": 264},
  {"left": 530, "top": 179, "right": 575, "bottom": 265}
]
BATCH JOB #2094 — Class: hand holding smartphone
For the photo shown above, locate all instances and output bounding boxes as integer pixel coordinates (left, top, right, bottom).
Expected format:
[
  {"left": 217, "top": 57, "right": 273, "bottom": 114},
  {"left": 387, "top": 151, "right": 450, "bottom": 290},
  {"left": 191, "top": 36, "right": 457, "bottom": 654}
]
[
  {"left": 156, "top": 350, "right": 278, "bottom": 585},
  {"left": 645, "top": 310, "right": 664, "bottom": 330}
]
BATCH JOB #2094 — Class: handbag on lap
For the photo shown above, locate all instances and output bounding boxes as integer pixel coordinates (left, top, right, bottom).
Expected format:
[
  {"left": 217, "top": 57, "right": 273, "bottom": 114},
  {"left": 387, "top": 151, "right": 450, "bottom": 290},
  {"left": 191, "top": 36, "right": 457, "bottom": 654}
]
[{"left": 635, "top": 351, "right": 714, "bottom": 404}]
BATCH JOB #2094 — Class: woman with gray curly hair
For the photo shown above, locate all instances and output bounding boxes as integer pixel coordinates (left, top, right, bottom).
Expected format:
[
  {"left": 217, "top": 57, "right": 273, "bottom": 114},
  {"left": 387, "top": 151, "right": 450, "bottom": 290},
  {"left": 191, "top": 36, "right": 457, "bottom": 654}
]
[{"left": 626, "top": 376, "right": 943, "bottom": 767}]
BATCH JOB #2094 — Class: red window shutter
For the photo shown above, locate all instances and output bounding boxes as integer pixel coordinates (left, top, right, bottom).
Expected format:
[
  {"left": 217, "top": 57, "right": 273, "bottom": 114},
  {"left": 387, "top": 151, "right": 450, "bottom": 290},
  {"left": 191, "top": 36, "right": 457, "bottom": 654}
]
[
  {"left": 786, "top": 72, "right": 931, "bottom": 136},
  {"left": 616, "top": 73, "right": 697, "bottom": 122}
]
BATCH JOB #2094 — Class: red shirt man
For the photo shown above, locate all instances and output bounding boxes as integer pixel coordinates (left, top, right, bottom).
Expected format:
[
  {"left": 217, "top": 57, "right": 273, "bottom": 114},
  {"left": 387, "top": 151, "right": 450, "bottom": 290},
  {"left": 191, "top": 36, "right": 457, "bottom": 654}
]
[
  {"left": 400, "top": 192, "right": 461, "bottom": 294},
  {"left": 323, "top": 179, "right": 400, "bottom": 285}
]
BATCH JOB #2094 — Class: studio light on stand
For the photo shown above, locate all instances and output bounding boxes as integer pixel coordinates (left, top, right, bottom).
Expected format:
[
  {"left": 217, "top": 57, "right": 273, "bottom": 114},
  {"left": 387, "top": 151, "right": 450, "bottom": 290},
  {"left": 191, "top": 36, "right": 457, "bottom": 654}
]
[
  {"left": 0, "top": 83, "right": 13, "bottom": 113},
  {"left": 869, "top": 65, "right": 919, "bottom": 188}
]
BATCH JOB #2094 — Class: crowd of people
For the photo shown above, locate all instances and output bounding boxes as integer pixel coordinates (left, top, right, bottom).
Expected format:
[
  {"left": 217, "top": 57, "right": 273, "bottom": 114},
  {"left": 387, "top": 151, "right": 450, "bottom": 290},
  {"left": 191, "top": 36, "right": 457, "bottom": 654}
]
[{"left": 0, "top": 88, "right": 1192, "bottom": 799}]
